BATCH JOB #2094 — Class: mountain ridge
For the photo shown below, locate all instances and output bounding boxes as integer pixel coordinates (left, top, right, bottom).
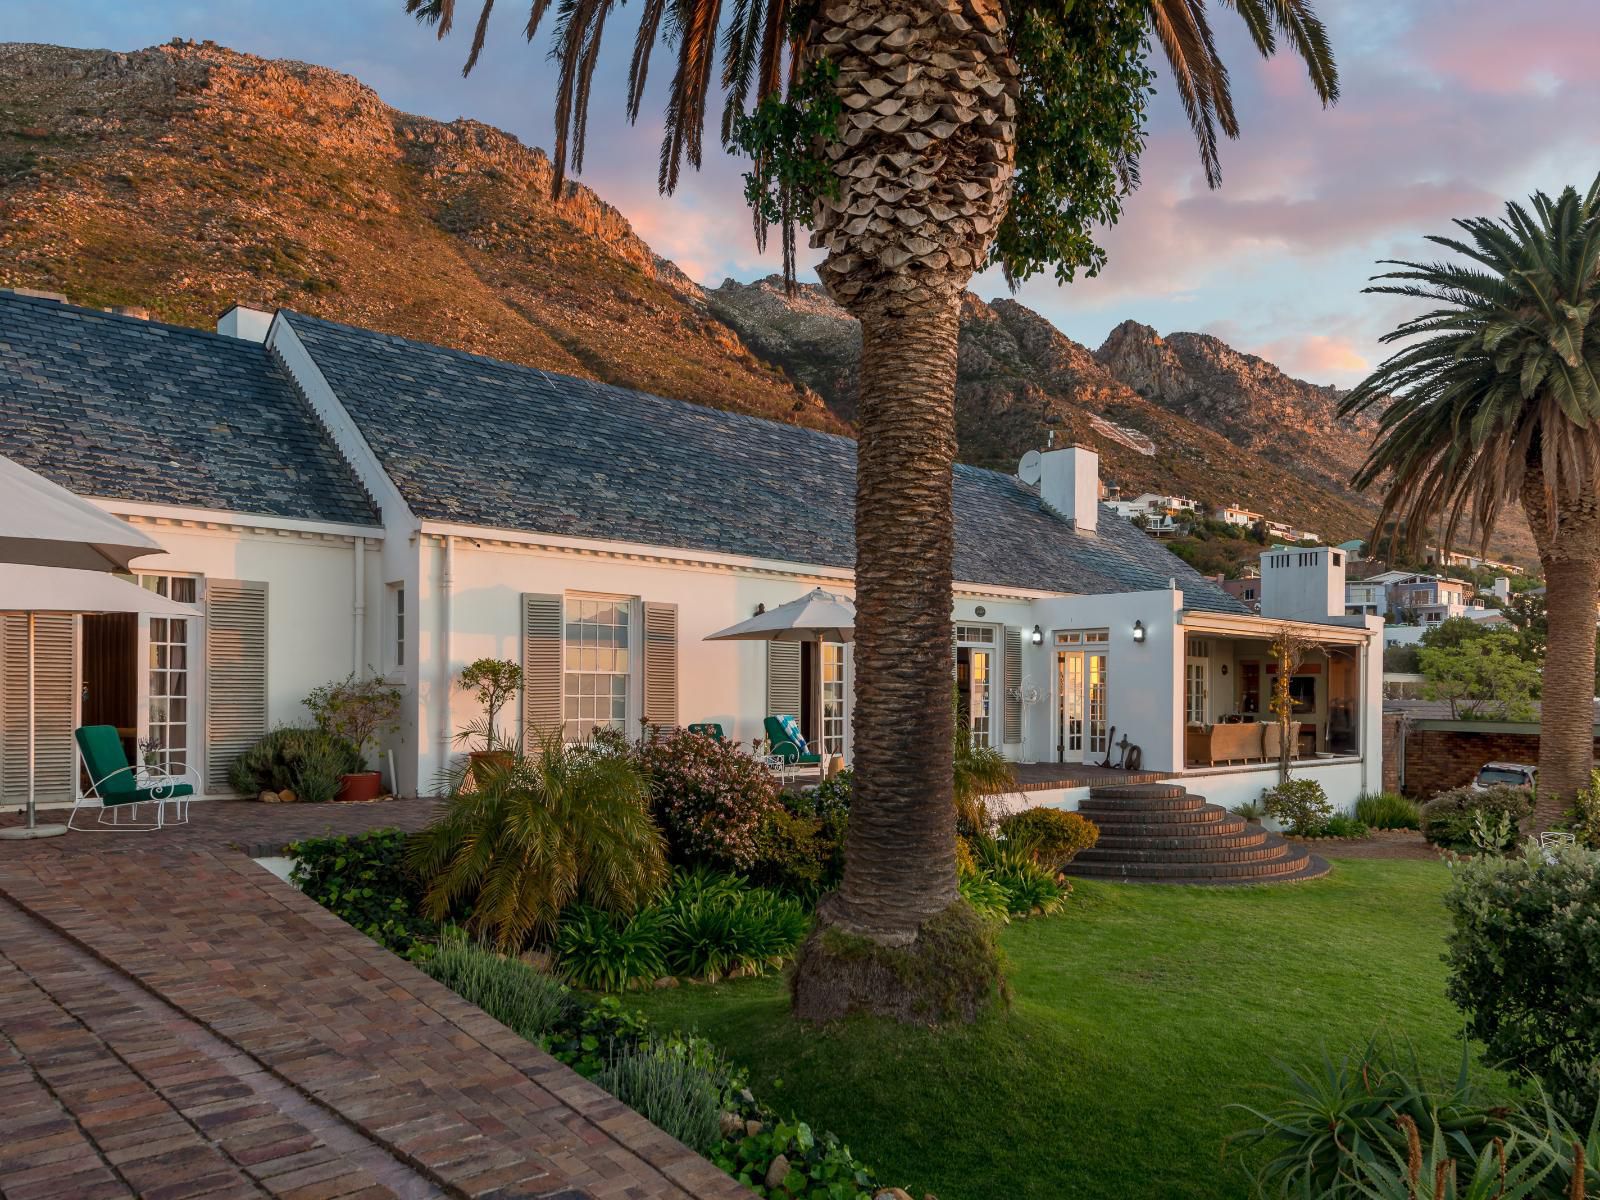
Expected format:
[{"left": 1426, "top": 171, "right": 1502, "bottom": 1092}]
[{"left": 0, "top": 38, "right": 1536, "bottom": 567}]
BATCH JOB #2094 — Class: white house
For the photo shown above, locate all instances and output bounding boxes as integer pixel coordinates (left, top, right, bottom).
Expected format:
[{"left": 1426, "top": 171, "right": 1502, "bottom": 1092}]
[
  {"left": 0, "top": 293, "right": 1384, "bottom": 813},
  {"left": 1214, "top": 503, "right": 1263, "bottom": 528}
]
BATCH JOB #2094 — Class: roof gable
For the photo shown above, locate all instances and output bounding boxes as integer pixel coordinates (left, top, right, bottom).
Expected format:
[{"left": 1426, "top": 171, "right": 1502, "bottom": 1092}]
[
  {"left": 0, "top": 293, "right": 378, "bottom": 526},
  {"left": 287, "top": 311, "right": 1245, "bottom": 612}
]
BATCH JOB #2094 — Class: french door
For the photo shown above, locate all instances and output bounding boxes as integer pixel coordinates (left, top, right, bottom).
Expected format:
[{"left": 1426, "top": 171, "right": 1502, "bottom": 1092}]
[{"left": 1055, "top": 630, "right": 1109, "bottom": 764}]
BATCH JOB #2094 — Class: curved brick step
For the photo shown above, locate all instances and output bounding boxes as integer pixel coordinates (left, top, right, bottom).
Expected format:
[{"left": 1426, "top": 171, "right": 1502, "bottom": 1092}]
[
  {"left": 1080, "top": 803, "right": 1231, "bottom": 826},
  {"left": 1093, "top": 827, "right": 1269, "bottom": 851},
  {"left": 1065, "top": 849, "right": 1314, "bottom": 881},
  {"left": 1076, "top": 839, "right": 1292, "bottom": 865},
  {"left": 1089, "top": 783, "right": 1188, "bottom": 801},
  {"left": 1077, "top": 793, "right": 1208, "bottom": 813},
  {"left": 1068, "top": 788, "right": 1332, "bottom": 885}
]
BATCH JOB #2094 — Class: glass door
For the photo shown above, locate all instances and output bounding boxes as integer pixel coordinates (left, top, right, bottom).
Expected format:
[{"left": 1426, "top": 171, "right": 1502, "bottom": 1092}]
[
  {"left": 969, "top": 649, "right": 992, "bottom": 748},
  {"left": 821, "top": 641, "right": 846, "bottom": 756},
  {"left": 1055, "top": 630, "right": 1109, "bottom": 764}
]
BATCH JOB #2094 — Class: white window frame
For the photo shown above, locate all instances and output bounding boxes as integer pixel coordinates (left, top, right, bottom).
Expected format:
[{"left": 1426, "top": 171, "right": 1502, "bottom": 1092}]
[
  {"left": 563, "top": 593, "right": 638, "bottom": 742},
  {"left": 387, "top": 582, "right": 406, "bottom": 672}
]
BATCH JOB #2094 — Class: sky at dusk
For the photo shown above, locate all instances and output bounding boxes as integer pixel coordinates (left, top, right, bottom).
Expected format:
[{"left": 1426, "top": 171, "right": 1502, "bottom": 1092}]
[{"left": 8, "top": 1, "right": 1600, "bottom": 387}]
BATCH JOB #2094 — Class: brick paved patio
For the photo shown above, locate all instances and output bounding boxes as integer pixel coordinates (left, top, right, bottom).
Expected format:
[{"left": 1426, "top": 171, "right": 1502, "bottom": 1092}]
[{"left": 0, "top": 800, "right": 754, "bottom": 1200}]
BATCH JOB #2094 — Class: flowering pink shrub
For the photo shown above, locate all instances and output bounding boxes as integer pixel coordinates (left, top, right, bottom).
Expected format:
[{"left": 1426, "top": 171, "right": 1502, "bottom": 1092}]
[{"left": 635, "top": 729, "right": 782, "bottom": 871}]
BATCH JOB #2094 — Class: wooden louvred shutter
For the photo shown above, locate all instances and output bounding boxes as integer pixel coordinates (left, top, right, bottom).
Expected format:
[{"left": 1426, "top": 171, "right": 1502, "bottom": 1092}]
[
  {"left": 1, "top": 615, "right": 78, "bottom": 803},
  {"left": 521, "top": 593, "right": 563, "bottom": 742},
  {"left": 1003, "top": 626, "right": 1024, "bottom": 745},
  {"left": 766, "top": 642, "right": 802, "bottom": 719},
  {"left": 205, "top": 580, "right": 268, "bottom": 792},
  {"left": 642, "top": 602, "right": 679, "bottom": 729}
]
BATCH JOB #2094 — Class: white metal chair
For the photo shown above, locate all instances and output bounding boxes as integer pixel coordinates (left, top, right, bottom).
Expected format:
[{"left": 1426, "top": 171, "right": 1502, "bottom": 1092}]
[{"left": 70, "top": 725, "right": 199, "bottom": 832}]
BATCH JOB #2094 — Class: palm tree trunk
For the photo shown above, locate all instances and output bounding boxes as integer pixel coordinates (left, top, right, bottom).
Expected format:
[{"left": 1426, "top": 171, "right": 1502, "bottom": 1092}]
[
  {"left": 787, "top": 0, "right": 1015, "bottom": 1023},
  {"left": 1521, "top": 469, "right": 1600, "bottom": 831},
  {"left": 832, "top": 298, "right": 961, "bottom": 937}
]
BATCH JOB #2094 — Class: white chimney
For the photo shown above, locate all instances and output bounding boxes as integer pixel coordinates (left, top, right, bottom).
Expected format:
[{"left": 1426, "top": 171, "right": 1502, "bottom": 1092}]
[
  {"left": 1259, "top": 546, "right": 1346, "bottom": 621},
  {"left": 1038, "top": 445, "right": 1099, "bottom": 534},
  {"left": 1493, "top": 576, "right": 1511, "bottom": 604},
  {"left": 217, "top": 304, "right": 274, "bottom": 343}
]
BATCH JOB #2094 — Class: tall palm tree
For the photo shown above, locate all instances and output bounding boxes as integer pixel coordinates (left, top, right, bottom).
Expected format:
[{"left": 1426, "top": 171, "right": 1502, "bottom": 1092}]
[
  {"left": 1341, "top": 178, "right": 1600, "bottom": 830},
  {"left": 405, "top": 0, "right": 1337, "bottom": 1017}
]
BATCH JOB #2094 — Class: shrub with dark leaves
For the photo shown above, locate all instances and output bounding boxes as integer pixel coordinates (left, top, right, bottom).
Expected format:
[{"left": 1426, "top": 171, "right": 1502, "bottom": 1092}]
[{"left": 1422, "top": 784, "right": 1534, "bottom": 852}]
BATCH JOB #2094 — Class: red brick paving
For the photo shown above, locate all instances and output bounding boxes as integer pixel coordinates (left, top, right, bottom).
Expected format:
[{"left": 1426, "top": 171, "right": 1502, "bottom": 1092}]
[{"left": 0, "top": 800, "right": 753, "bottom": 1200}]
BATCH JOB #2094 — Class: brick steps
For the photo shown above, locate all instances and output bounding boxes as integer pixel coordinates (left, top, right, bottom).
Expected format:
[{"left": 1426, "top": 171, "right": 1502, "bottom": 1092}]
[{"left": 1064, "top": 784, "right": 1331, "bottom": 885}]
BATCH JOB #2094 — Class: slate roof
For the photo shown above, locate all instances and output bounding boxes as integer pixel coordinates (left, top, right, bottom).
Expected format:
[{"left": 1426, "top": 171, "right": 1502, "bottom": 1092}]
[
  {"left": 286, "top": 311, "right": 1246, "bottom": 612},
  {"left": 0, "top": 293, "right": 378, "bottom": 526}
]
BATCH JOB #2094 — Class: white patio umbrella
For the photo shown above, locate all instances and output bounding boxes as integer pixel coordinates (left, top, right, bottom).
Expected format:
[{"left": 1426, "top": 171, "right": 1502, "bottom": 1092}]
[
  {"left": 705, "top": 587, "right": 856, "bottom": 644},
  {"left": 0, "top": 457, "right": 162, "bottom": 572},
  {"left": 0, "top": 571, "right": 194, "bottom": 840}
]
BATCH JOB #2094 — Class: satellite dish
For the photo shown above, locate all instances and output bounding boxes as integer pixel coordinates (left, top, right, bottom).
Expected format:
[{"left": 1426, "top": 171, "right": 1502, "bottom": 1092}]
[{"left": 1019, "top": 449, "right": 1043, "bottom": 485}]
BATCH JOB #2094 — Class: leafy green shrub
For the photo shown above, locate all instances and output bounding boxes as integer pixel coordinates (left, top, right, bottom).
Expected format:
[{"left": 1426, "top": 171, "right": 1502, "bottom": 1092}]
[
  {"left": 1260, "top": 778, "right": 1335, "bottom": 836},
  {"left": 1232, "top": 799, "right": 1266, "bottom": 823},
  {"left": 1421, "top": 784, "right": 1534, "bottom": 852},
  {"left": 1227, "top": 1038, "right": 1501, "bottom": 1199},
  {"left": 636, "top": 728, "right": 784, "bottom": 871},
  {"left": 972, "top": 836, "right": 1070, "bottom": 916},
  {"left": 555, "top": 906, "right": 669, "bottom": 991},
  {"left": 1568, "top": 769, "right": 1600, "bottom": 847},
  {"left": 596, "top": 1037, "right": 728, "bottom": 1154},
  {"left": 289, "top": 830, "right": 434, "bottom": 955},
  {"left": 749, "top": 806, "right": 845, "bottom": 898},
  {"left": 998, "top": 806, "right": 1099, "bottom": 868},
  {"left": 408, "top": 734, "right": 666, "bottom": 950},
  {"left": 659, "top": 869, "right": 809, "bottom": 981},
  {"left": 712, "top": 1119, "right": 881, "bottom": 1197},
  {"left": 229, "top": 726, "right": 362, "bottom": 798},
  {"left": 1320, "top": 815, "right": 1371, "bottom": 839},
  {"left": 957, "top": 870, "right": 1012, "bottom": 922},
  {"left": 1444, "top": 841, "right": 1600, "bottom": 1122},
  {"left": 422, "top": 931, "right": 580, "bottom": 1038},
  {"left": 795, "top": 767, "right": 852, "bottom": 819},
  {"left": 1355, "top": 790, "right": 1422, "bottom": 830}
]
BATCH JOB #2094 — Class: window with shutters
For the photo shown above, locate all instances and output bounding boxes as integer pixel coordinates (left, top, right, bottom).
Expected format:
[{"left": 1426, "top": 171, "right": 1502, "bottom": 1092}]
[{"left": 564, "top": 596, "right": 632, "bottom": 741}]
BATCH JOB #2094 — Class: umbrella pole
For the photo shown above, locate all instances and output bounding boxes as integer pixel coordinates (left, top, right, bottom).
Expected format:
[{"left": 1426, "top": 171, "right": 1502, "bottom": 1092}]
[{"left": 0, "top": 613, "right": 69, "bottom": 840}]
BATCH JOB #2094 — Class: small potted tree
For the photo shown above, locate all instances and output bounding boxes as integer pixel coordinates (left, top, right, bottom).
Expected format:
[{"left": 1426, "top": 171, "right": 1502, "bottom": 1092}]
[
  {"left": 305, "top": 673, "right": 404, "bottom": 802},
  {"left": 457, "top": 657, "right": 524, "bottom": 784}
]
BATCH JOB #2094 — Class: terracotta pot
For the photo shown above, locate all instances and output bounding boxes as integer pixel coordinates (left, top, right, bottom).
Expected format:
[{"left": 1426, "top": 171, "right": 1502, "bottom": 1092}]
[
  {"left": 469, "top": 749, "right": 514, "bottom": 787},
  {"left": 335, "top": 771, "right": 384, "bottom": 803}
]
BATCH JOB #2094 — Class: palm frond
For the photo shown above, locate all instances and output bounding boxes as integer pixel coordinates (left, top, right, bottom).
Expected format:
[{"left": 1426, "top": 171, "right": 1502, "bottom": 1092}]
[{"left": 1340, "top": 175, "right": 1600, "bottom": 558}]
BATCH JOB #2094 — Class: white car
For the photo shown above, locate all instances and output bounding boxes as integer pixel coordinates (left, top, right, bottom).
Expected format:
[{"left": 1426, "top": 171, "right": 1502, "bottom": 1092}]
[{"left": 1471, "top": 761, "right": 1537, "bottom": 791}]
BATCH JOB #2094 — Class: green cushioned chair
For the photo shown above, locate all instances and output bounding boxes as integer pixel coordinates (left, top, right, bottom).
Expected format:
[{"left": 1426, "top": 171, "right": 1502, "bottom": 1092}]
[
  {"left": 71, "top": 725, "right": 198, "bottom": 832},
  {"left": 763, "top": 715, "right": 822, "bottom": 766},
  {"left": 687, "top": 722, "right": 726, "bottom": 741}
]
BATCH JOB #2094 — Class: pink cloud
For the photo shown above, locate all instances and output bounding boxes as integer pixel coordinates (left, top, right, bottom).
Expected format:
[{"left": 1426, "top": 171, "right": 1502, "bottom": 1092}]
[{"left": 1254, "top": 333, "right": 1369, "bottom": 383}]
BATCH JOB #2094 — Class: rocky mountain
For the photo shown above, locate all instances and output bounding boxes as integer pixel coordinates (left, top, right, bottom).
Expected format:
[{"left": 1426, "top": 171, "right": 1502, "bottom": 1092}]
[
  {"left": 0, "top": 38, "right": 1534, "bottom": 566},
  {"left": 1094, "top": 320, "right": 1376, "bottom": 506},
  {"left": 709, "top": 276, "right": 1383, "bottom": 543},
  {"left": 0, "top": 40, "right": 836, "bottom": 430}
]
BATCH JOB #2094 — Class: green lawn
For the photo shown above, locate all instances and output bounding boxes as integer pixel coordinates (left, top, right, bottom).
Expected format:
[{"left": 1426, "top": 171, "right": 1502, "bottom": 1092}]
[{"left": 629, "top": 857, "right": 1502, "bottom": 1199}]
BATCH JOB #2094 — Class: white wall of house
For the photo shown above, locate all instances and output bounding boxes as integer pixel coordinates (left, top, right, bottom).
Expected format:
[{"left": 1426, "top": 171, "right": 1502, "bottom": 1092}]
[
  {"left": 1023, "top": 589, "right": 1185, "bottom": 772},
  {"left": 412, "top": 532, "right": 860, "bottom": 790},
  {"left": 88, "top": 505, "right": 385, "bottom": 794}
]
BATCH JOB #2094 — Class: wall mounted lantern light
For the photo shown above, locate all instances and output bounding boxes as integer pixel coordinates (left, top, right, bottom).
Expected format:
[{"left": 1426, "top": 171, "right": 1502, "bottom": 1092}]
[
  {"left": 1132, "top": 619, "right": 1146, "bottom": 644},
  {"left": 1030, "top": 624, "right": 1044, "bottom": 646}
]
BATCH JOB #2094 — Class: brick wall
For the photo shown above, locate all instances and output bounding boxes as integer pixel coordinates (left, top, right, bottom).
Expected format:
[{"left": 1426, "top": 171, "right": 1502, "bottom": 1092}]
[
  {"left": 1401, "top": 723, "right": 1600, "bottom": 797},
  {"left": 1381, "top": 714, "right": 1404, "bottom": 793}
]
